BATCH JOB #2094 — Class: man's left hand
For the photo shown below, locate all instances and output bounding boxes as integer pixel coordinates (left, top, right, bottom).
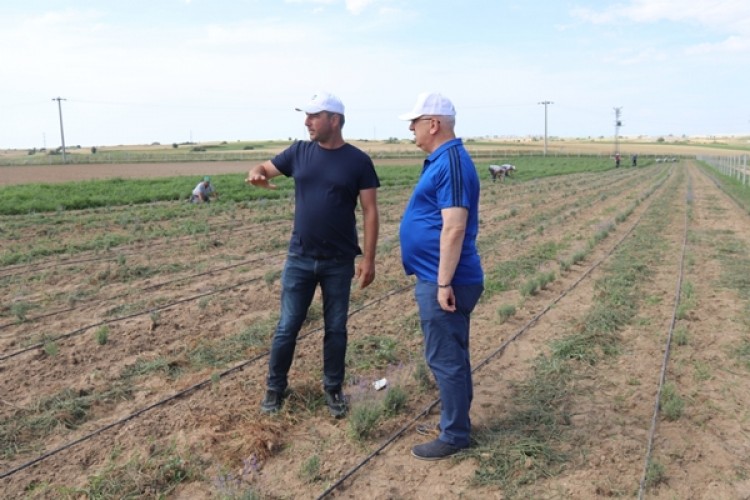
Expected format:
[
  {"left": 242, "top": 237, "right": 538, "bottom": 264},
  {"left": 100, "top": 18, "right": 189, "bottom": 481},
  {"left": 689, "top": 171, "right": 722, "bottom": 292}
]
[
  {"left": 356, "top": 260, "right": 375, "bottom": 289},
  {"left": 438, "top": 286, "right": 456, "bottom": 312}
]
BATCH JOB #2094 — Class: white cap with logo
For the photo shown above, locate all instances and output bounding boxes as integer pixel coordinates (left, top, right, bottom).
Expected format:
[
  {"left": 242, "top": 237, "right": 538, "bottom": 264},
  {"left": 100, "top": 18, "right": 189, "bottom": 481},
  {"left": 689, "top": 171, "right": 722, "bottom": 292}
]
[
  {"left": 295, "top": 91, "right": 345, "bottom": 115},
  {"left": 398, "top": 92, "right": 456, "bottom": 121}
]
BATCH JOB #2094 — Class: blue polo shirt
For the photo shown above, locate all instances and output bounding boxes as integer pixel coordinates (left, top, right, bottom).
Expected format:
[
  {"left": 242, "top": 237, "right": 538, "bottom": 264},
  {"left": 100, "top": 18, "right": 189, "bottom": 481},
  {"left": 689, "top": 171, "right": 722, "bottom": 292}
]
[
  {"left": 273, "top": 141, "right": 380, "bottom": 259},
  {"left": 399, "top": 138, "right": 483, "bottom": 285}
]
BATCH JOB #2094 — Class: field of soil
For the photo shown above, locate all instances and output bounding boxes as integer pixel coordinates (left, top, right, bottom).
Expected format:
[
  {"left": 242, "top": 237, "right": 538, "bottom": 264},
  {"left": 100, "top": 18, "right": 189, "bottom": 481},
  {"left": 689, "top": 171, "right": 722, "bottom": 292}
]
[
  {"left": 2, "top": 157, "right": 750, "bottom": 499},
  {"left": 0, "top": 161, "right": 253, "bottom": 186},
  {"left": 1, "top": 137, "right": 741, "bottom": 186}
]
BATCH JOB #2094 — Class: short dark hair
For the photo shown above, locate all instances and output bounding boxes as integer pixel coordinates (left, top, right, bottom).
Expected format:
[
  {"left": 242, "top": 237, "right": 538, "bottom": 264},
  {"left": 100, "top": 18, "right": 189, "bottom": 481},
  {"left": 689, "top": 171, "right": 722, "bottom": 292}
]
[{"left": 325, "top": 111, "right": 345, "bottom": 129}]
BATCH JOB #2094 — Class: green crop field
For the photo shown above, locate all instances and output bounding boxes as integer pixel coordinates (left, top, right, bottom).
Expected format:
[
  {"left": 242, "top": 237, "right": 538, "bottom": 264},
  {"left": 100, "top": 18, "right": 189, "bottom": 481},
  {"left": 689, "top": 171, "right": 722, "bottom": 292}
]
[{"left": 2, "top": 157, "right": 750, "bottom": 499}]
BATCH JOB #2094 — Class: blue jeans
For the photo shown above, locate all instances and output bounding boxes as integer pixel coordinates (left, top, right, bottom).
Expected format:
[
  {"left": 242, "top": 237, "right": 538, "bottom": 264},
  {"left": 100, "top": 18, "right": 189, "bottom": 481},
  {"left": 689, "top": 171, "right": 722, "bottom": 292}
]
[
  {"left": 415, "top": 279, "right": 484, "bottom": 448},
  {"left": 266, "top": 254, "right": 355, "bottom": 394}
]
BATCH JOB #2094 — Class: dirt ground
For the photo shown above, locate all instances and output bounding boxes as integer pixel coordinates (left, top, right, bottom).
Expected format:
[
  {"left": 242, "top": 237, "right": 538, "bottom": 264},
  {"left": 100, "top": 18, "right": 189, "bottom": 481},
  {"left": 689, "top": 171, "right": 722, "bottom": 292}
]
[
  {"left": 2, "top": 159, "right": 750, "bottom": 499},
  {"left": 0, "top": 162, "right": 253, "bottom": 186},
  {"left": 0, "top": 158, "right": 434, "bottom": 186},
  {"left": 0, "top": 138, "right": 736, "bottom": 186}
]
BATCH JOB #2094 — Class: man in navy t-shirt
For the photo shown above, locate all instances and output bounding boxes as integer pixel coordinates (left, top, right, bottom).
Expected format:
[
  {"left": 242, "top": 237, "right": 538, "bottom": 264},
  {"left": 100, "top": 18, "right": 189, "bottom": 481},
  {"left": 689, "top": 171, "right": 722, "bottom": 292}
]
[{"left": 246, "top": 91, "right": 380, "bottom": 418}]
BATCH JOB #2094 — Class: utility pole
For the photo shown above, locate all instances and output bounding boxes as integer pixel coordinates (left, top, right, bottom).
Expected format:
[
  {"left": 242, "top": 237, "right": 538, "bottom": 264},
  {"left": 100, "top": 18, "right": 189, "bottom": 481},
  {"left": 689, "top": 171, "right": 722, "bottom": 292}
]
[
  {"left": 538, "top": 101, "right": 553, "bottom": 155},
  {"left": 52, "top": 97, "right": 67, "bottom": 163},
  {"left": 613, "top": 107, "right": 622, "bottom": 156}
]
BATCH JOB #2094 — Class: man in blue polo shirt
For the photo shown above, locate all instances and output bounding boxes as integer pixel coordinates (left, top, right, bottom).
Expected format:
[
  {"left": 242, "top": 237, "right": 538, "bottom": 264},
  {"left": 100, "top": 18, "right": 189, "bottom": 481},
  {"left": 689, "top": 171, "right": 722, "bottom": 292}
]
[
  {"left": 246, "top": 91, "right": 380, "bottom": 418},
  {"left": 398, "top": 92, "right": 484, "bottom": 460}
]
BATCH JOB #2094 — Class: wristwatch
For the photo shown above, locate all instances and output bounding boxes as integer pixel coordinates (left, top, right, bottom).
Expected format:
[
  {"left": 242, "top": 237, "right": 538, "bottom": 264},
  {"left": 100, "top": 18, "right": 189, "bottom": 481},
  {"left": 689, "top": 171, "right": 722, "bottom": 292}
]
[{"left": 437, "top": 283, "right": 451, "bottom": 288}]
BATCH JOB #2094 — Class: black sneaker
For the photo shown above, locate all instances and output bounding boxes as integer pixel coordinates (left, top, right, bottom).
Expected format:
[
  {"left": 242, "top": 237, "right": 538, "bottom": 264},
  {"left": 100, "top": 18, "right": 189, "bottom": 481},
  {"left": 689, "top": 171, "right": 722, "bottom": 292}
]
[
  {"left": 260, "top": 389, "right": 284, "bottom": 414},
  {"left": 411, "top": 438, "right": 465, "bottom": 461},
  {"left": 324, "top": 389, "right": 348, "bottom": 418}
]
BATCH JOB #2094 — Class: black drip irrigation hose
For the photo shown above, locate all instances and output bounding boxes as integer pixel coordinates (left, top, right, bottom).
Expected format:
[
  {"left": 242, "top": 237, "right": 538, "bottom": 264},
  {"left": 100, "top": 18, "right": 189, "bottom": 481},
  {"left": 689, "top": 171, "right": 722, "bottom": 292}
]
[
  {"left": 0, "top": 285, "right": 413, "bottom": 480},
  {"left": 0, "top": 354, "right": 256, "bottom": 480},
  {"left": 1, "top": 253, "right": 121, "bottom": 279},
  {"left": 0, "top": 275, "right": 264, "bottom": 362},
  {"left": 0, "top": 169, "right": 671, "bottom": 485},
  {"left": 0, "top": 251, "right": 287, "bottom": 331},
  {"left": 636, "top": 171, "right": 689, "bottom": 499},
  {"left": 0, "top": 166, "right": 647, "bottom": 281},
  {"left": 0, "top": 217, "right": 278, "bottom": 279},
  {"left": 0, "top": 223, "right": 403, "bottom": 331},
  {"left": 316, "top": 171, "right": 672, "bottom": 499}
]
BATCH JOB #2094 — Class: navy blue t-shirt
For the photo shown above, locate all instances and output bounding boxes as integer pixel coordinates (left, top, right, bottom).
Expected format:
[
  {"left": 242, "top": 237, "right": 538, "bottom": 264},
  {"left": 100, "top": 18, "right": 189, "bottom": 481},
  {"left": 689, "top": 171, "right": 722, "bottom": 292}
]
[{"left": 272, "top": 141, "right": 380, "bottom": 259}]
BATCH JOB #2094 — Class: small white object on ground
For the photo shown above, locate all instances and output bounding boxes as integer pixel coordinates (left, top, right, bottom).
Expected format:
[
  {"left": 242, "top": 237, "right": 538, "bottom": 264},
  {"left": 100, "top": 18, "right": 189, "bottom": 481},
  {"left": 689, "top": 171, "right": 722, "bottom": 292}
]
[{"left": 373, "top": 378, "right": 388, "bottom": 390}]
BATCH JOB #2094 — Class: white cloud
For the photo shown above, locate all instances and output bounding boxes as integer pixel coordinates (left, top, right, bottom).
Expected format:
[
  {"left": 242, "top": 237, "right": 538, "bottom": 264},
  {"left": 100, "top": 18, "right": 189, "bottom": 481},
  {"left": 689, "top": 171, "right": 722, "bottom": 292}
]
[
  {"left": 571, "top": 0, "right": 750, "bottom": 26},
  {"left": 607, "top": 47, "right": 669, "bottom": 65},
  {"left": 571, "top": 0, "right": 750, "bottom": 56},
  {"left": 2, "top": 1, "right": 748, "bottom": 148},
  {"left": 283, "top": 0, "right": 336, "bottom": 6},
  {"left": 620, "top": 0, "right": 750, "bottom": 30},
  {"left": 686, "top": 35, "right": 750, "bottom": 54},
  {"left": 345, "top": 0, "right": 378, "bottom": 15},
  {"left": 202, "top": 20, "right": 312, "bottom": 46},
  {"left": 284, "top": 0, "right": 386, "bottom": 16},
  {"left": 573, "top": 0, "right": 750, "bottom": 31},
  {"left": 569, "top": 7, "right": 615, "bottom": 25}
]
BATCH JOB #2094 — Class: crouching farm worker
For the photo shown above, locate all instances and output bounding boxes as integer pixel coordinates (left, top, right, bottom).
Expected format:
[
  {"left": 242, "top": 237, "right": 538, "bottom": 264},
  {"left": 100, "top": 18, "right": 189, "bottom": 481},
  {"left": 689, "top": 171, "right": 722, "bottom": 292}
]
[
  {"left": 398, "top": 92, "right": 484, "bottom": 460},
  {"left": 190, "top": 176, "right": 217, "bottom": 203},
  {"left": 488, "top": 163, "right": 515, "bottom": 183}
]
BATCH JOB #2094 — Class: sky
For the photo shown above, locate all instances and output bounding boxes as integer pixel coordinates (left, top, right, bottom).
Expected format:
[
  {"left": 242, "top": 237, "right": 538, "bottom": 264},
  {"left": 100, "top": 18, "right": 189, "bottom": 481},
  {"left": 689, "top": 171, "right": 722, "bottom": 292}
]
[{"left": 1, "top": 0, "right": 749, "bottom": 150}]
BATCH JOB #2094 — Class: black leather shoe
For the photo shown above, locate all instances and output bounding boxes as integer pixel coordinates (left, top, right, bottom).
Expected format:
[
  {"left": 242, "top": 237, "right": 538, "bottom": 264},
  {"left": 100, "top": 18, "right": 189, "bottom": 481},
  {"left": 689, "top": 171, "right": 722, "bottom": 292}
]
[
  {"left": 324, "top": 389, "right": 348, "bottom": 418},
  {"left": 260, "top": 389, "right": 284, "bottom": 414},
  {"left": 411, "top": 439, "right": 465, "bottom": 461}
]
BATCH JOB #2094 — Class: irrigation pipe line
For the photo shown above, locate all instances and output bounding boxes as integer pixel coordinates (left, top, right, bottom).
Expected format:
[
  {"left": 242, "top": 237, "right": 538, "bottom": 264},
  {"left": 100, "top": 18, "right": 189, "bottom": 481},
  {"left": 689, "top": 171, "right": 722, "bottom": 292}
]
[
  {"left": 1, "top": 167, "right": 669, "bottom": 484},
  {"left": 0, "top": 251, "right": 287, "bottom": 332},
  {"left": 315, "top": 398, "right": 442, "bottom": 500},
  {"left": 0, "top": 221, "right": 401, "bottom": 332},
  {"left": 0, "top": 165, "right": 647, "bottom": 279},
  {"left": 0, "top": 275, "right": 265, "bottom": 362},
  {"left": 0, "top": 206, "right": 313, "bottom": 279},
  {"left": 1, "top": 165, "right": 650, "bottom": 332},
  {"left": 0, "top": 221, "right": 236, "bottom": 276},
  {"left": 316, "top": 171, "right": 673, "bottom": 499},
  {"left": 0, "top": 218, "right": 273, "bottom": 279},
  {"left": 0, "top": 285, "right": 413, "bottom": 480},
  {"left": 635, "top": 172, "right": 689, "bottom": 499},
  {"left": 0, "top": 217, "right": 400, "bottom": 334},
  {"left": 0, "top": 348, "right": 277, "bottom": 480},
  {"left": 1, "top": 253, "right": 124, "bottom": 279},
  {"left": 1, "top": 169, "right": 669, "bottom": 483}
]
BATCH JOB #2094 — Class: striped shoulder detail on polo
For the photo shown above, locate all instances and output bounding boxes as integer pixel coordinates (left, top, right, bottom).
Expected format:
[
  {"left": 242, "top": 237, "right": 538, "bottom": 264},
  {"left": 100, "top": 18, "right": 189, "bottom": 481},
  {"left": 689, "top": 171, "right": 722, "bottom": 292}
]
[{"left": 448, "top": 146, "right": 464, "bottom": 206}]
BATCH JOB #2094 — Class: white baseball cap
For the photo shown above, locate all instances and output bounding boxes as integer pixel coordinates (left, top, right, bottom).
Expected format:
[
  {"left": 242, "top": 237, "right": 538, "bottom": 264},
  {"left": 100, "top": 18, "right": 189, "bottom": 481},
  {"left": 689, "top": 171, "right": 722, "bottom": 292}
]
[
  {"left": 295, "top": 91, "right": 345, "bottom": 115},
  {"left": 398, "top": 92, "right": 456, "bottom": 120}
]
